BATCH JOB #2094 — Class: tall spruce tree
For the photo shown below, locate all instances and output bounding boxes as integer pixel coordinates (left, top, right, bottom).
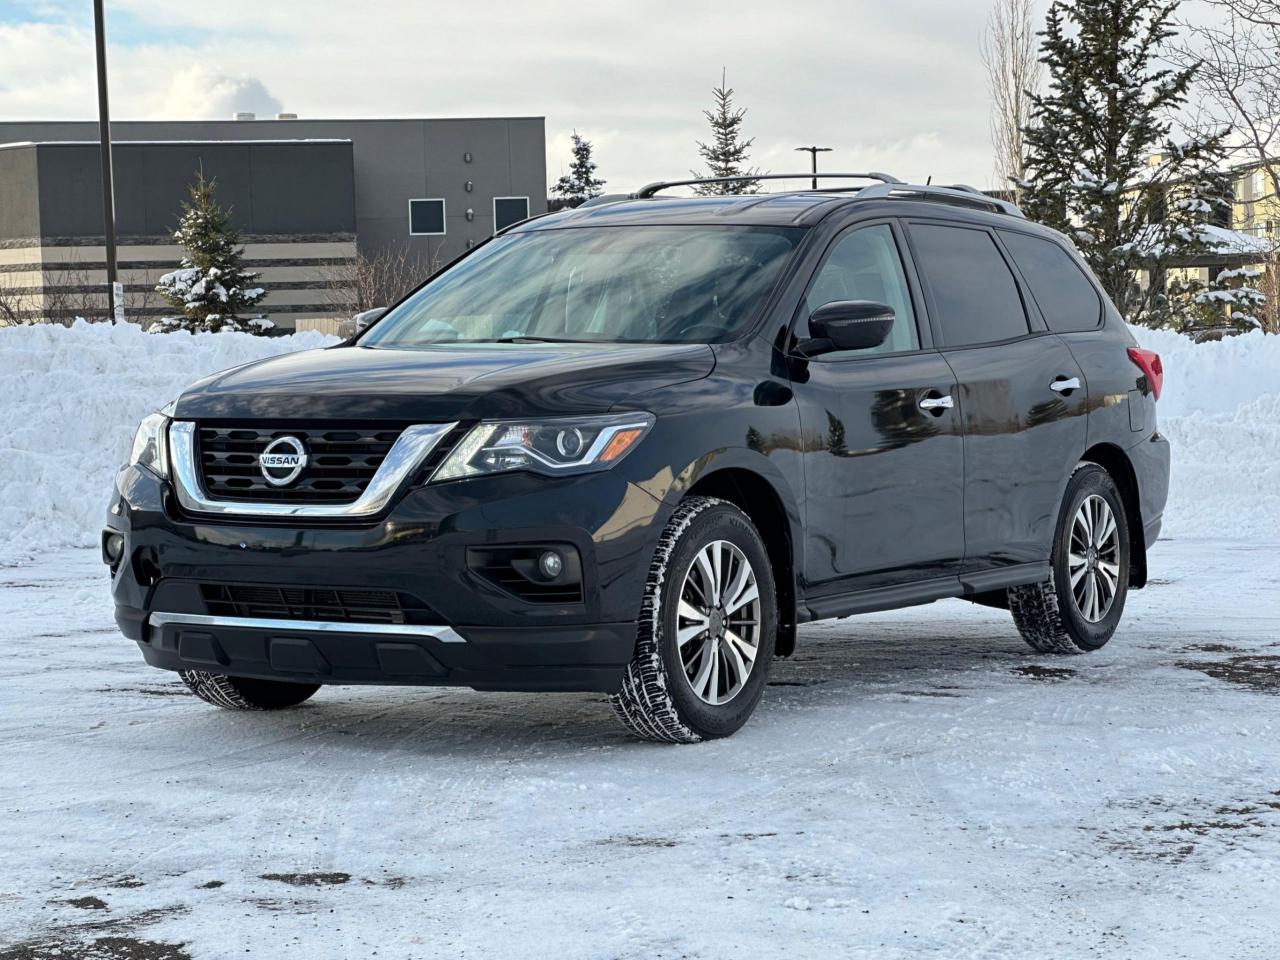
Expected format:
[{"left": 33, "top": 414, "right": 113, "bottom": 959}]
[
  {"left": 154, "top": 169, "right": 268, "bottom": 334},
  {"left": 692, "top": 70, "right": 760, "bottom": 195},
  {"left": 550, "top": 131, "right": 606, "bottom": 208},
  {"left": 1019, "top": 0, "right": 1230, "bottom": 326}
]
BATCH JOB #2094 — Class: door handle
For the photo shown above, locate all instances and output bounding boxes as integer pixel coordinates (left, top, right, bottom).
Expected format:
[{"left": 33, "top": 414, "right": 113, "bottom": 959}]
[
  {"left": 919, "top": 395, "right": 954, "bottom": 411},
  {"left": 1050, "top": 377, "right": 1081, "bottom": 393}
]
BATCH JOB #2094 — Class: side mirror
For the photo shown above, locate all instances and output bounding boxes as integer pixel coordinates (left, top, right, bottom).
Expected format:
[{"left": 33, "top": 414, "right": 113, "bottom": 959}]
[
  {"left": 353, "top": 307, "right": 387, "bottom": 333},
  {"left": 341, "top": 307, "right": 387, "bottom": 340},
  {"left": 802, "top": 300, "right": 896, "bottom": 355}
]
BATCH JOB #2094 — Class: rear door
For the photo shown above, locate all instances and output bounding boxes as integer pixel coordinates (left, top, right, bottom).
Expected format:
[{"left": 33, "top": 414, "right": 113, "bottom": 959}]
[{"left": 905, "top": 220, "right": 1089, "bottom": 577}]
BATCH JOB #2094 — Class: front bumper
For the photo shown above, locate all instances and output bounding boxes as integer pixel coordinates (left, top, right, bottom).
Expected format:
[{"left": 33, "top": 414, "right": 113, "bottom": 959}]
[{"left": 106, "top": 464, "right": 668, "bottom": 692}]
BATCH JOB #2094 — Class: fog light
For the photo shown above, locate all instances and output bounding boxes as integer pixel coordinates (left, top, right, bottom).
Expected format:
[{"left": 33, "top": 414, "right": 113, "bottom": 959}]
[
  {"left": 538, "top": 550, "right": 564, "bottom": 580},
  {"left": 102, "top": 531, "right": 125, "bottom": 566}
]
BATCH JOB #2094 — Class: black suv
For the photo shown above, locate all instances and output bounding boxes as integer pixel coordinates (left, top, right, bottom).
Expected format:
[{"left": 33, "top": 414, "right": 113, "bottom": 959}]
[{"left": 104, "top": 173, "right": 1170, "bottom": 742}]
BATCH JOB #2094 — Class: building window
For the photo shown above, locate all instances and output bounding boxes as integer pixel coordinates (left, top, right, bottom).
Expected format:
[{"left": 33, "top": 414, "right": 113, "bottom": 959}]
[
  {"left": 493, "top": 196, "right": 530, "bottom": 233},
  {"left": 1253, "top": 170, "right": 1267, "bottom": 198},
  {"left": 409, "top": 199, "right": 446, "bottom": 236}
]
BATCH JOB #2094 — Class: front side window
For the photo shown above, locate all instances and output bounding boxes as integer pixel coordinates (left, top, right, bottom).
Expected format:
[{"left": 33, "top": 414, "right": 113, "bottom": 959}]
[
  {"left": 360, "top": 225, "right": 803, "bottom": 347},
  {"left": 910, "top": 223, "right": 1029, "bottom": 346},
  {"left": 801, "top": 224, "right": 919, "bottom": 357},
  {"left": 999, "top": 230, "right": 1101, "bottom": 333}
]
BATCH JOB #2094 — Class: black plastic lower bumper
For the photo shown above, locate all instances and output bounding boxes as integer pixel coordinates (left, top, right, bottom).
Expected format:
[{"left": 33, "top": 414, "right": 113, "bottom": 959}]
[{"left": 128, "top": 608, "right": 635, "bottom": 692}]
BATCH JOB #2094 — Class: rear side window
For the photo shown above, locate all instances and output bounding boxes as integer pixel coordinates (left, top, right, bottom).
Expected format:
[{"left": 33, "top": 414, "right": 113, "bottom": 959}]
[
  {"left": 998, "top": 230, "right": 1102, "bottom": 332},
  {"left": 910, "top": 224, "right": 1029, "bottom": 346}
]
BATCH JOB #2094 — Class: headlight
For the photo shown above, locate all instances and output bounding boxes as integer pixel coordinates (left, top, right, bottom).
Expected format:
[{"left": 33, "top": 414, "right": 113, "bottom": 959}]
[
  {"left": 128, "top": 410, "right": 172, "bottom": 478},
  {"left": 432, "top": 413, "right": 655, "bottom": 482}
]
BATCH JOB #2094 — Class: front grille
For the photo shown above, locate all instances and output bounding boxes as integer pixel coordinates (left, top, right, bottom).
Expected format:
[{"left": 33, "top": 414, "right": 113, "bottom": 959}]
[
  {"left": 196, "top": 425, "right": 404, "bottom": 503},
  {"left": 200, "top": 583, "right": 443, "bottom": 625}
]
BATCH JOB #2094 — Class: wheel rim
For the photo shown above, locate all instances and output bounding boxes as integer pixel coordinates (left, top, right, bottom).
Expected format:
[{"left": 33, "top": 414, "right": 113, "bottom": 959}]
[
  {"left": 675, "top": 540, "right": 761, "bottom": 705},
  {"left": 1068, "top": 494, "right": 1121, "bottom": 623}
]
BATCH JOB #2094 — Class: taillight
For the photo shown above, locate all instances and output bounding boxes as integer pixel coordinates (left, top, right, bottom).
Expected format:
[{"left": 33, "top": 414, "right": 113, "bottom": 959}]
[{"left": 1127, "top": 347, "right": 1163, "bottom": 401}]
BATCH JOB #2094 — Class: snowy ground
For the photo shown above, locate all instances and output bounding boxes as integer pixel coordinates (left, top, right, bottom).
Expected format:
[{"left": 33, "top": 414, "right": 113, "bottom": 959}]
[{"left": 2, "top": 537, "right": 1278, "bottom": 959}]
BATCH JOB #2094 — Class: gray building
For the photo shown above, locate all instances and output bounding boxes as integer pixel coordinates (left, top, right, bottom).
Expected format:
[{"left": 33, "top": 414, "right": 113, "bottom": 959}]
[{"left": 0, "top": 117, "right": 547, "bottom": 329}]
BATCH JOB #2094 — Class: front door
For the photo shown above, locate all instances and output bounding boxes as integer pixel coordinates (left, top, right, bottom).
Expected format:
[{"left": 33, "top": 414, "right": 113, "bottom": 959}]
[
  {"left": 906, "top": 221, "right": 1089, "bottom": 574},
  {"left": 789, "top": 222, "right": 966, "bottom": 598}
]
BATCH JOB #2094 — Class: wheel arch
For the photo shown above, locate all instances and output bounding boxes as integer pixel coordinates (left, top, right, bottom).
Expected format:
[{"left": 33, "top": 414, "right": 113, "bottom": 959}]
[
  {"left": 1081, "top": 442, "right": 1147, "bottom": 588},
  {"left": 686, "top": 466, "right": 799, "bottom": 656}
]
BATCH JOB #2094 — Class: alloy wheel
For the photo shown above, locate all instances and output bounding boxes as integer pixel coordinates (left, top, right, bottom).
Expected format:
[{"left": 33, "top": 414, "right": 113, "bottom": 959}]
[
  {"left": 675, "top": 540, "right": 762, "bottom": 705},
  {"left": 1068, "top": 494, "right": 1121, "bottom": 623}
]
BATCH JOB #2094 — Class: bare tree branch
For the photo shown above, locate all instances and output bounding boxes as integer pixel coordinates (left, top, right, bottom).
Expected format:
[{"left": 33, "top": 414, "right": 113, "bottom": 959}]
[
  {"left": 321, "top": 246, "right": 440, "bottom": 317},
  {"left": 1175, "top": 0, "right": 1280, "bottom": 331},
  {"left": 981, "top": 0, "right": 1041, "bottom": 193}
]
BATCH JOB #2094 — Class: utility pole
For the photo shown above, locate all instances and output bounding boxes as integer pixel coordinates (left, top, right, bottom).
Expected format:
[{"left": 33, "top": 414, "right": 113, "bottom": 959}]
[
  {"left": 94, "top": 0, "right": 121, "bottom": 322},
  {"left": 794, "top": 145, "right": 833, "bottom": 189}
]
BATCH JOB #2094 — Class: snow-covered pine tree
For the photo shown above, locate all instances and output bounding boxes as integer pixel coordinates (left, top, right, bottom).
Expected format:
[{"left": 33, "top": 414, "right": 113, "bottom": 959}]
[
  {"left": 550, "top": 131, "right": 606, "bottom": 208},
  {"left": 1167, "top": 266, "right": 1267, "bottom": 334},
  {"left": 1019, "top": 0, "right": 1231, "bottom": 327},
  {"left": 154, "top": 169, "right": 268, "bottom": 334},
  {"left": 691, "top": 70, "right": 760, "bottom": 196}
]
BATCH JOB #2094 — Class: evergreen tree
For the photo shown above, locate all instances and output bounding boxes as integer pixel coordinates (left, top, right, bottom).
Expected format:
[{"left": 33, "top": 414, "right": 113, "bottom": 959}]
[
  {"left": 154, "top": 169, "right": 269, "bottom": 334},
  {"left": 1019, "top": 0, "right": 1230, "bottom": 327},
  {"left": 691, "top": 70, "right": 760, "bottom": 195},
  {"left": 550, "top": 131, "right": 606, "bottom": 208},
  {"left": 1167, "top": 266, "right": 1267, "bottom": 334}
]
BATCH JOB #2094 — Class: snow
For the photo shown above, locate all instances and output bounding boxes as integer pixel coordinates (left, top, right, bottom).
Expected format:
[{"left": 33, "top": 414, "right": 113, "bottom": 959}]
[
  {"left": 1199, "top": 223, "right": 1273, "bottom": 256},
  {"left": 0, "top": 321, "right": 337, "bottom": 561},
  {"left": 1, "top": 539, "right": 1278, "bottom": 957},
  {"left": 1128, "top": 325, "right": 1280, "bottom": 540},
  {"left": 1127, "top": 222, "right": 1272, "bottom": 258}
]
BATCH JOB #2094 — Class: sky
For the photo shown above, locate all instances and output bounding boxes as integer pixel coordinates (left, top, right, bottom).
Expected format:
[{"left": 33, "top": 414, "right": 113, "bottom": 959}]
[{"left": 0, "top": 0, "right": 1212, "bottom": 194}]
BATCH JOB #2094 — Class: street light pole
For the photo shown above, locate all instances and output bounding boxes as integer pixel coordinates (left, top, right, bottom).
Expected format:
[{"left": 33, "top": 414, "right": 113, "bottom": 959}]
[
  {"left": 93, "top": 0, "right": 120, "bottom": 322},
  {"left": 794, "top": 145, "right": 833, "bottom": 189}
]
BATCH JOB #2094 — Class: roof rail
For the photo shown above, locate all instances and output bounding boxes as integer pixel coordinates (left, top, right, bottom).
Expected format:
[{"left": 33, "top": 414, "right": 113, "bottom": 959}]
[
  {"left": 635, "top": 172, "right": 902, "bottom": 198},
  {"left": 856, "top": 182, "right": 1026, "bottom": 218},
  {"left": 574, "top": 193, "right": 635, "bottom": 209}
]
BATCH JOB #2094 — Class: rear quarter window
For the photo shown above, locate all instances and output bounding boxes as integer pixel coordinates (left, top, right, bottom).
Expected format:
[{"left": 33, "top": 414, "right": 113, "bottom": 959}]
[{"left": 998, "top": 230, "right": 1102, "bottom": 333}]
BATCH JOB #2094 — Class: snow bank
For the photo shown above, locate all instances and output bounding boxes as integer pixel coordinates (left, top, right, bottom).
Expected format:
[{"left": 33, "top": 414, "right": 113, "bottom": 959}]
[
  {"left": 0, "top": 320, "right": 1276, "bottom": 560},
  {"left": 0, "top": 321, "right": 337, "bottom": 560},
  {"left": 1129, "top": 326, "right": 1280, "bottom": 540}
]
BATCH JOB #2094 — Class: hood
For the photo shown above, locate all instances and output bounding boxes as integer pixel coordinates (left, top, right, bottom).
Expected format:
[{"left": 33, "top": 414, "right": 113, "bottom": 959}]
[{"left": 173, "top": 341, "right": 716, "bottom": 421}]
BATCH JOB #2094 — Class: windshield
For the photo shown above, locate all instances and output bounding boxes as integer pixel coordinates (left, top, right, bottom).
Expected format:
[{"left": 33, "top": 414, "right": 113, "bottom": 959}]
[{"left": 359, "top": 225, "right": 803, "bottom": 347}]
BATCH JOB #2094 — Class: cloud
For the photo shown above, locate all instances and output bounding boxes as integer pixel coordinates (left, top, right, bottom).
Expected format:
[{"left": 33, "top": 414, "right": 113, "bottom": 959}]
[
  {"left": 0, "top": 21, "right": 96, "bottom": 117},
  {"left": 150, "top": 64, "right": 282, "bottom": 120}
]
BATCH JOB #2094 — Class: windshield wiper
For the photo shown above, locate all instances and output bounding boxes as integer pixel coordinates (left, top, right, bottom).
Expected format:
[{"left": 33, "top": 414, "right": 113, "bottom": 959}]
[{"left": 493, "top": 335, "right": 601, "bottom": 344}]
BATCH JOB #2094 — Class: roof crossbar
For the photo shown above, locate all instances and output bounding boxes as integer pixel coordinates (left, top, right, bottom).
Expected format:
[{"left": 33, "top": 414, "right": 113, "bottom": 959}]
[{"left": 635, "top": 172, "right": 902, "bottom": 198}]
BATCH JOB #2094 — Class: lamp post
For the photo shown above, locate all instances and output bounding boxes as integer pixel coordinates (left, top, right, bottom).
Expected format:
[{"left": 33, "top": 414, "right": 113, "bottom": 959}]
[
  {"left": 794, "top": 145, "right": 833, "bottom": 189},
  {"left": 94, "top": 0, "right": 120, "bottom": 322}
]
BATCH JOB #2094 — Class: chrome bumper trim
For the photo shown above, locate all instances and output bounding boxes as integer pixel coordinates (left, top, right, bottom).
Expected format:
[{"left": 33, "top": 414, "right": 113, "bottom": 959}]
[
  {"left": 148, "top": 611, "right": 467, "bottom": 643},
  {"left": 168, "top": 420, "right": 458, "bottom": 519}
]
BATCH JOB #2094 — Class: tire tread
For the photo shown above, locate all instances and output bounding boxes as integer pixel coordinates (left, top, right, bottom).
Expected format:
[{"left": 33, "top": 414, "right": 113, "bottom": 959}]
[
  {"left": 1007, "top": 462, "right": 1124, "bottom": 655},
  {"left": 178, "top": 671, "right": 318, "bottom": 710},
  {"left": 609, "top": 496, "right": 730, "bottom": 744}
]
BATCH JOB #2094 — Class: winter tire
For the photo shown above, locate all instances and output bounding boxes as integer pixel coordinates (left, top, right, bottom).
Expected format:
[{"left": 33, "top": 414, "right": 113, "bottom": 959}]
[
  {"left": 179, "top": 671, "right": 321, "bottom": 710},
  {"left": 1008, "top": 463, "right": 1130, "bottom": 654},
  {"left": 610, "top": 496, "right": 777, "bottom": 743}
]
